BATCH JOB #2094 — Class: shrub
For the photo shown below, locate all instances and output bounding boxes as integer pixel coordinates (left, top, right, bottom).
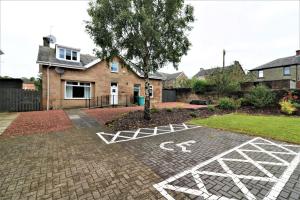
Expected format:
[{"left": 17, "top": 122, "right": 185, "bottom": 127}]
[
  {"left": 207, "top": 105, "right": 216, "bottom": 111},
  {"left": 190, "top": 112, "right": 197, "bottom": 118},
  {"left": 245, "top": 85, "right": 275, "bottom": 108},
  {"left": 192, "top": 79, "right": 208, "bottom": 94},
  {"left": 218, "top": 97, "right": 241, "bottom": 110},
  {"left": 279, "top": 100, "right": 297, "bottom": 115},
  {"left": 166, "top": 108, "right": 173, "bottom": 112},
  {"left": 293, "top": 102, "right": 300, "bottom": 109}
]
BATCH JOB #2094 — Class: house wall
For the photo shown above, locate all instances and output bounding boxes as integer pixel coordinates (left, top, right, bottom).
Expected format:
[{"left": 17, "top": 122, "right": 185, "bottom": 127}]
[
  {"left": 250, "top": 65, "right": 298, "bottom": 81},
  {"left": 41, "top": 58, "right": 162, "bottom": 109}
]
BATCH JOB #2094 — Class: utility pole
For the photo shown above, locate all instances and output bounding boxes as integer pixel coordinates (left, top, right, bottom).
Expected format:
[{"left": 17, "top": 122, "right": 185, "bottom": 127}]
[{"left": 222, "top": 49, "right": 226, "bottom": 68}]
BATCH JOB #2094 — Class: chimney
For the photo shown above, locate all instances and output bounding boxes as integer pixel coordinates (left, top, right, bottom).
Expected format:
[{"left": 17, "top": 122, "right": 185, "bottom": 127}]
[
  {"left": 296, "top": 50, "right": 300, "bottom": 56},
  {"left": 200, "top": 68, "right": 204, "bottom": 71},
  {"left": 43, "top": 37, "right": 50, "bottom": 47}
]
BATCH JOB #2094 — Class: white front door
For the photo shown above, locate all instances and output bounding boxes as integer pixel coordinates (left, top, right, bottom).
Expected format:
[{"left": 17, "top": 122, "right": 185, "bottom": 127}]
[{"left": 110, "top": 83, "right": 118, "bottom": 105}]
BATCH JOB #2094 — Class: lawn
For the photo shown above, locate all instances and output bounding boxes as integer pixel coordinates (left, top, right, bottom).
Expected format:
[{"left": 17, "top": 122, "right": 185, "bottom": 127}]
[{"left": 189, "top": 113, "right": 300, "bottom": 144}]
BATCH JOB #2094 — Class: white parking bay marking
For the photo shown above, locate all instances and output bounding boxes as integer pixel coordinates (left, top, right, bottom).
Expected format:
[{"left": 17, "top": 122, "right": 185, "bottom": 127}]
[
  {"left": 153, "top": 137, "right": 300, "bottom": 200},
  {"left": 96, "top": 123, "right": 201, "bottom": 144}
]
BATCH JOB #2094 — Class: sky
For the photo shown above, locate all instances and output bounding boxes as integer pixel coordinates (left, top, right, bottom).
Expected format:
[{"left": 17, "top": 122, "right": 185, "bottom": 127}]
[{"left": 0, "top": 0, "right": 299, "bottom": 78}]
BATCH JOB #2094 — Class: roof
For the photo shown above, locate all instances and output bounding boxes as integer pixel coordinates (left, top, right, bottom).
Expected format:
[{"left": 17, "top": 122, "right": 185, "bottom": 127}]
[
  {"left": 158, "top": 72, "right": 184, "bottom": 81},
  {"left": 36, "top": 46, "right": 163, "bottom": 80},
  {"left": 193, "top": 61, "right": 244, "bottom": 78},
  {"left": 193, "top": 68, "right": 218, "bottom": 77},
  {"left": 250, "top": 55, "right": 300, "bottom": 71}
]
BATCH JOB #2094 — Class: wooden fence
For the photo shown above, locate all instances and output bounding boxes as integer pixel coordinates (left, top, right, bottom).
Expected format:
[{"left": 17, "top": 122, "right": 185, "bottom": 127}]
[{"left": 0, "top": 88, "right": 41, "bottom": 112}]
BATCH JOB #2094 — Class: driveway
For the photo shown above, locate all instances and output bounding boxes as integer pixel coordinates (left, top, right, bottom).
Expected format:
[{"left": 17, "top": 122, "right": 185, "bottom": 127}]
[{"left": 0, "top": 125, "right": 300, "bottom": 199}]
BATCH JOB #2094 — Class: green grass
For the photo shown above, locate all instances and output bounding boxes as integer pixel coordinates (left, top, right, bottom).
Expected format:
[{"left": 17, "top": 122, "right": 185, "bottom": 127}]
[{"left": 189, "top": 113, "right": 300, "bottom": 144}]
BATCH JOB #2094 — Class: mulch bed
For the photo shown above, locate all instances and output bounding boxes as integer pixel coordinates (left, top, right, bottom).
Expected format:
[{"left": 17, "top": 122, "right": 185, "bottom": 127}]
[
  {"left": 85, "top": 106, "right": 143, "bottom": 124},
  {"left": 2, "top": 110, "right": 72, "bottom": 137},
  {"left": 107, "top": 108, "right": 230, "bottom": 131}
]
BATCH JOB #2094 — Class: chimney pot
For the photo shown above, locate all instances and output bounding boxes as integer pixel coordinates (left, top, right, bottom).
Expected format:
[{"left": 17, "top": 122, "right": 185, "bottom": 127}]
[
  {"left": 200, "top": 68, "right": 204, "bottom": 71},
  {"left": 43, "top": 37, "right": 50, "bottom": 47}
]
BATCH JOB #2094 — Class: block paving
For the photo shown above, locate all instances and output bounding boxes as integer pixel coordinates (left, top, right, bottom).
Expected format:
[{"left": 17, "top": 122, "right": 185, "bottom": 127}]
[{"left": 0, "top": 121, "right": 300, "bottom": 199}]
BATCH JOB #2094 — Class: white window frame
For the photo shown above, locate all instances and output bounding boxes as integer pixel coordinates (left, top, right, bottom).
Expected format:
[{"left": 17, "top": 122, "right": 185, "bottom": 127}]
[
  {"left": 258, "top": 70, "right": 264, "bottom": 78},
  {"left": 64, "top": 81, "right": 91, "bottom": 99},
  {"left": 56, "top": 47, "right": 80, "bottom": 62},
  {"left": 111, "top": 62, "right": 119, "bottom": 73},
  {"left": 283, "top": 66, "right": 291, "bottom": 76},
  {"left": 149, "top": 85, "right": 154, "bottom": 98}
]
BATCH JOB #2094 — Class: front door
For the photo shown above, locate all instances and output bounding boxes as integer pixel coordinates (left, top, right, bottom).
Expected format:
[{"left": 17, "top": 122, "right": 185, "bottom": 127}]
[
  {"left": 133, "top": 84, "right": 140, "bottom": 104},
  {"left": 110, "top": 83, "right": 118, "bottom": 105}
]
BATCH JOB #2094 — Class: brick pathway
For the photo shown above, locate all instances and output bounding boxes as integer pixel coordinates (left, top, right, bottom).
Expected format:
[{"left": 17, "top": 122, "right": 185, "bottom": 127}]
[{"left": 0, "top": 125, "right": 299, "bottom": 199}]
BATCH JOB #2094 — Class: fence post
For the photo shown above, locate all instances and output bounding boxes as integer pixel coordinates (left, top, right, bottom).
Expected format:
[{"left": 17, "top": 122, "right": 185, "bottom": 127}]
[
  {"left": 88, "top": 98, "right": 90, "bottom": 109},
  {"left": 126, "top": 95, "right": 128, "bottom": 107},
  {"left": 96, "top": 96, "right": 99, "bottom": 107},
  {"left": 100, "top": 96, "right": 103, "bottom": 108}
]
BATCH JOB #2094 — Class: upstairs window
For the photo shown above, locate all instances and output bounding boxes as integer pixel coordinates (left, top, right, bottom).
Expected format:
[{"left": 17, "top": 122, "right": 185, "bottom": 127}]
[
  {"left": 283, "top": 66, "right": 291, "bottom": 76},
  {"left": 59, "top": 48, "right": 65, "bottom": 59},
  {"left": 57, "top": 47, "right": 79, "bottom": 62},
  {"left": 66, "top": 49, "right": 71, "bottom": 60},
  {"left": 72, "top": 51, "right": 77, "bottom": 61},
  {"left": 258, "top": 70, "right": 264, "bottom": 78},
  {"left": 111, "top": 62, "right": 119, "bottom": 72}
]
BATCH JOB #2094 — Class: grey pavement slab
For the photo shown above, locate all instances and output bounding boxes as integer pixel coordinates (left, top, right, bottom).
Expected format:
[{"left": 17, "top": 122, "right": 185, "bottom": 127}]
[{"left": 0, "top": 112, "right": 19, "bottom": 135}]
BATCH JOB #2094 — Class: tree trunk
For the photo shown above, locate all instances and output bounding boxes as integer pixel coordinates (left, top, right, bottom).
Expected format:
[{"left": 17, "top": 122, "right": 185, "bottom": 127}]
[{"left": 144, "top": 69, "right": 151, "bottom": 120}]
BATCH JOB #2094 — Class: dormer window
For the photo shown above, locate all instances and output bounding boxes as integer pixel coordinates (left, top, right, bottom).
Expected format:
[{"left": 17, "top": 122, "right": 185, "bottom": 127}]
[
  {"left": 56, "top": 45, "right": 80, "bottom": 62},
  {"left": 66, "top": 49, "right": 71, "bottom": 60},
  {"left": 72, "top": 51, "right": 77, "bottom": 60},
  {"left": 59, "top": 48, "right": 65, "bottom": 59}
]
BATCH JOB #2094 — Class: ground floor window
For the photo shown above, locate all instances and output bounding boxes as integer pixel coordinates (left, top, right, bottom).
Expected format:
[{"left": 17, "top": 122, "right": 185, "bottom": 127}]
[
  {"left": 149, "top": 85, "right": 153, "bottom": 98},
  {"left": 65, "top": 81, "right": 91, "bottom": 99}
]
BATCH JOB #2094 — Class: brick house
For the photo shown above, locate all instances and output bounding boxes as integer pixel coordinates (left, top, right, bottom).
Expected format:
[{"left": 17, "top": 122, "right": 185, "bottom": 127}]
[
  {"left": 36, "top": 37, "right": 163, "bottom": 110},
  {"left": 247, "top": 50, "right": 300, "bottom": 90},
  {"left": 159, "top": 71, "right": 188, "bottom": 89}
]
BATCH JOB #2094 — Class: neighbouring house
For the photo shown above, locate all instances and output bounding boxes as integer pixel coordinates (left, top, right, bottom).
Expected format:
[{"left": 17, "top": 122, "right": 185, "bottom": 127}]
[
  {"left": 0, "top": 78, "right": 23, "bottom": 89},
  {"left": 22, "top": 83, "right": 36, "bottom": 90},
  {"left": 193, "top": 61, "right": 245, "bottom": 80},
  {"left": 159, "top": 71, "right": 188, "bottom": 89},
  {"left": 245, "top": 50, "right": 300, "bottom": 90},
  {"left": 36, "top": 36, "right": 163, "bottom": 110}
]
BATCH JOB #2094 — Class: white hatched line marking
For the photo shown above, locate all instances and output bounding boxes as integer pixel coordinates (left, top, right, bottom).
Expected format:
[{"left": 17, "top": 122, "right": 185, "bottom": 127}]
[
  {"left": 218, "top": 159, "right": 256, "bottom": 200},
  {"left": 237, "top": 149, "right": 276, "bottom": 178},
  {"left": 240, "top": 149, "right": 296, "bottom": 155},
  {"left": 96, "top": 123, "right": 201, "bottom": 144},
  {"left": 154, "top": 137, "right": 300, "bottom": 200},
  {"left": 250, "top": 143, "right": 289, "bottom": 165}
]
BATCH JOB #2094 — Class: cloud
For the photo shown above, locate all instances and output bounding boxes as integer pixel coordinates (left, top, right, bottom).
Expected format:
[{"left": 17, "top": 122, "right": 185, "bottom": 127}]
[{"left": 0, "top": 1, "right": 298, "bottom": 78}]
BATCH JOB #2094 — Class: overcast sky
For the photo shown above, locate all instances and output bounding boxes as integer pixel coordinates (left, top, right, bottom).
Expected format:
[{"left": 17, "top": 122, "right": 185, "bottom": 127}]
[{"left": 0, "top": 0, "right": 299, "bottom": 78}]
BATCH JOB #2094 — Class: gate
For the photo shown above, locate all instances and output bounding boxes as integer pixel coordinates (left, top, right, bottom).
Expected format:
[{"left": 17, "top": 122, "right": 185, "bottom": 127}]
[
  {"left": 0, "top": 88, "right": 41, "bottom": 112},
  {"left": 162, "top": 89, "right": 176, "bottom": 102}
]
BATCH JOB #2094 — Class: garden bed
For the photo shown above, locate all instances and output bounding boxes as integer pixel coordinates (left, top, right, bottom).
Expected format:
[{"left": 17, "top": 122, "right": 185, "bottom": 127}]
[
  {"left": 106, "top": 105, "right": 299, "bottom": 132},
  {"left": 106, "top": 108, "right": 230, "bottom": 131}
]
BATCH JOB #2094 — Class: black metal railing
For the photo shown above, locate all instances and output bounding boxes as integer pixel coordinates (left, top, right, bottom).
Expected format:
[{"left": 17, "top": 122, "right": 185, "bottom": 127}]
[{"left": 85, "top": 95, "right": 135, "bottom": 108}]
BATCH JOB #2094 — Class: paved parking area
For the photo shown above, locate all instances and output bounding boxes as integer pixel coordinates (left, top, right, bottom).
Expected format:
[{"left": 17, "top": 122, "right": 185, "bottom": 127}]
[{"left": 0, "top": 124, "right": 299, "bottom": 199}]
